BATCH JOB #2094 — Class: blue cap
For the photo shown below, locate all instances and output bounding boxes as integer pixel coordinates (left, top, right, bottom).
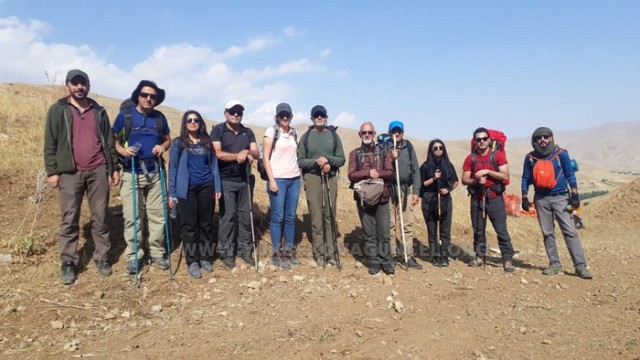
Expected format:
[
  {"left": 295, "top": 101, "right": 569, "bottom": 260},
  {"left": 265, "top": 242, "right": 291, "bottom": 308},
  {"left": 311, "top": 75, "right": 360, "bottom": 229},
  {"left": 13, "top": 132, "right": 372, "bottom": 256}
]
[{"left": 389, "top": 120, "right": 404, "bottom": 132}]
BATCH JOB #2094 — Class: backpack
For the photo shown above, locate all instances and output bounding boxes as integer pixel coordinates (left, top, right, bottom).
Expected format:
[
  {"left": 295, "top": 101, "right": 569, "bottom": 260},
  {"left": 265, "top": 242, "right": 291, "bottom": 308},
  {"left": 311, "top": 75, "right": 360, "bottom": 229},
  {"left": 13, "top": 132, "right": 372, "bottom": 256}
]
[
  {"left": 118, "top": 99, "right": 166, "bottom": 145},
  {"left": 300, "top": 125, "right": 339, "bottom": 157},
  {"left": 528, "top": 148, "right": 564, "bottom": 189},
  {"left": 257, "top": 125, "right": 298, "bottom": 181},
  {"left": 469, "top": 129, "right": 510, "bottom": 186}
]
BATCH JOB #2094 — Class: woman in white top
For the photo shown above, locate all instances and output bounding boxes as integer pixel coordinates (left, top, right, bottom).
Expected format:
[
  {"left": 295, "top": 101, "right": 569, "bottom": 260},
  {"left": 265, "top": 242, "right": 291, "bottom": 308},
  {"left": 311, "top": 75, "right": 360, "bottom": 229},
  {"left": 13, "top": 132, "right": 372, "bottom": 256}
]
[{"left": 262, "top": 103, "right": 301, "bottom": 269}]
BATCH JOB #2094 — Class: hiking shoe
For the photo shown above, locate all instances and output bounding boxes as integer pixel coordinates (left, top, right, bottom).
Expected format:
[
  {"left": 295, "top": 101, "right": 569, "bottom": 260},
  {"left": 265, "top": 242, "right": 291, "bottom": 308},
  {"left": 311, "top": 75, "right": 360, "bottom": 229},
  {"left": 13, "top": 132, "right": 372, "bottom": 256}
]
[
  {"left": 406, "top": 257, "right": 423, "bottom": 270},
  {"left": 575, "top": 264, "right": 593, "bottom": 279},
  {"left": 438, "top": 257, "right": 450, "bottom": 267},
  {"left": 284, "top": 248, "right": 301, "bottom": 266},
  {"left": 200, "top": 260, "right": 213, "bottom": 273},
  {"left": 503, "top": 260, "right": 515, "bottom": 273},
  {"left": 221, "top": 257, "right": 236, "bottom": 269},
  {"left": 152, "top": 257, "right": 169, "bottom": 270},
  {"left": 272, "top": 252, "right": 291, "bottom": 270},
  {"left": 368, "top": 264, "right": 381, "bottom": 275},
  {"left": 187, "top": 262, "right": 202, "bottom": 279},
  {"left": 542, "top": 264, "right": 563, "bottom": 276},
  {"left": 315, "top": 258, "right": 325, "bottom": 268},
  {"left": 60, "top": 261, "right": 75, "bottom": 285},
  {"left": 381, "top": 263, "right": 395, "bottom": 275},
  {"left": 327, "top": 258, "right": 337, "bottom": 267},
  {"left": 240, "top": 254, "right": 256, "bottom": 266},
  {"left": 125, "top": 260, "right": 138, "bottom": 275},
  {"left": 468, "top": 257, "right": 484, "bottom": 268},
  {"left": 94, "top": 260, "right": 113, "bottom": 277}
]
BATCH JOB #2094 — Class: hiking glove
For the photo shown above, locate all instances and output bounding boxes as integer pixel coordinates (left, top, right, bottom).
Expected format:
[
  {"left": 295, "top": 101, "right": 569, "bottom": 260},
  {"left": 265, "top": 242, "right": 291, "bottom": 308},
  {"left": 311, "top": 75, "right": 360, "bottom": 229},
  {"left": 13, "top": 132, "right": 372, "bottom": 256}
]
[
  {"left": 570, "top": 193, "right": 580, "bottom": 209},
  {"left": 521, "top": 197, "right": 530, "bottom": 212}
]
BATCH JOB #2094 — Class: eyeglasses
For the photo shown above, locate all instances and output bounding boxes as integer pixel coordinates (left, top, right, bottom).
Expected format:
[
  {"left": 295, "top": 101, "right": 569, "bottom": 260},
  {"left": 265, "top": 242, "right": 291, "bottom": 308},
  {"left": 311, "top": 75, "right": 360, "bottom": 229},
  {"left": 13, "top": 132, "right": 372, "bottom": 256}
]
[
  {"left": 139, "top": 92, "right": 158, "bottom": 100},
  {"left": 69, "top": 79, "right": 88, "bottom": 86},
  {"left": 474, "top": 136, "right": 489, "bottom": 143},
  {"left": 277, "top": 112, "right": 291, "bottom": 119},
  {"left": 312, "top": 113, "right": 327, "bottom": 119},
  {"left": 432, "top": 146, "right": 443, "bottom": 151},
  {"left": 227, "top": 110, "right": 243, "bottom": 117},
  {"left": 534, "top": 135, "right": 551, "bottom": 141},
  {"left": 186, "top": 118, "right": 200, "bottom": 124},
  {"left": 360, "top": 131, "right": 375, "bottom": 136}
]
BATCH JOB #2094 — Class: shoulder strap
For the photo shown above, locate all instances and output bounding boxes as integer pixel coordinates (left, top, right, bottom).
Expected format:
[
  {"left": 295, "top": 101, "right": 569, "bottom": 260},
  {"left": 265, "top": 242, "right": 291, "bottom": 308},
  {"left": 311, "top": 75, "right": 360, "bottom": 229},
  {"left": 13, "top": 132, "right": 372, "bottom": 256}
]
[
  {"left": 405, "top": 140, "right": 414, "bottom": 164},
  {"left": 123, "top": 107, "right": 133, "bottom": 143},
  {"left": 355, "top": 148, "right": 364, "bottom": 169},
  {"left": 271, "top": 125, "right": 281, "bottom": 153},
  {"left": 302, "top": 128, "right": 312, "bottom": 157}
]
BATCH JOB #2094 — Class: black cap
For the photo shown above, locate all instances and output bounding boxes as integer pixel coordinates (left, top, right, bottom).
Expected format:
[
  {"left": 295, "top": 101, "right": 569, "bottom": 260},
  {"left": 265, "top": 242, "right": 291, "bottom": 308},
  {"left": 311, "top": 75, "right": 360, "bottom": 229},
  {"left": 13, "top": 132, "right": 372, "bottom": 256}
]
[
  {"left": 65, "top": 69, "right": 89, "bottom": 83},
  {"left": 131, "top": 80, "right": 166, "bottom": 106},
  {"left": 276, "top": 103, "right": 292, "bottom": 114},
  {"left": 310, "top": 105, "right": 327, "bottom": 117}
]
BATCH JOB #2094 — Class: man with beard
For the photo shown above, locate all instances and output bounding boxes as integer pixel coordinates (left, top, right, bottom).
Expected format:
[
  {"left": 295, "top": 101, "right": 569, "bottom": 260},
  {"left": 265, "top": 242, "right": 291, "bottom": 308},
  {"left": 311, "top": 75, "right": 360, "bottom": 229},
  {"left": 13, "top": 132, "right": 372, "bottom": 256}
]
[
  {"left": 44, "top": 69, "right": 121, "bottom": 284},
  {"left": 521, "top": 127, "right": 592, "bottom": 279}
]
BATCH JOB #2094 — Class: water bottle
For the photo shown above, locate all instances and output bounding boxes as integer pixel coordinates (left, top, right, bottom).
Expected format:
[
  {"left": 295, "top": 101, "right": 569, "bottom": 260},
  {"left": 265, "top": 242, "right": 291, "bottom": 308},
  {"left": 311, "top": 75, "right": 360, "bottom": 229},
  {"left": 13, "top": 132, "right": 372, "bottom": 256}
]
[{"left": 169, "top": 198, "right": 178, "bottom": 219}]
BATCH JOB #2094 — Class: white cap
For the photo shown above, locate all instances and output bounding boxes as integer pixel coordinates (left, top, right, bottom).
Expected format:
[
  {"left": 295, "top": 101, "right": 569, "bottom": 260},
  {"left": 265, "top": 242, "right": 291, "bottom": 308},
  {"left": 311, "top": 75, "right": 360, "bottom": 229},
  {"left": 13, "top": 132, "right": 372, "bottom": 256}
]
[{"left": 224, "top": 99, "right": 244, "bottom": 110}]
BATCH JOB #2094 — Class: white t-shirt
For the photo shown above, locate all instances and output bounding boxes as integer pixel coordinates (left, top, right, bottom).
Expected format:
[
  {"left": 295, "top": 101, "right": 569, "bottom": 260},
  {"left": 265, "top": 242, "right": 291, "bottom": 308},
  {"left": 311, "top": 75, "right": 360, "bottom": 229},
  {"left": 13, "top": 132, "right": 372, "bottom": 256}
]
[{"left": 263, "top": 126, "right": 301, "bottom": 179}]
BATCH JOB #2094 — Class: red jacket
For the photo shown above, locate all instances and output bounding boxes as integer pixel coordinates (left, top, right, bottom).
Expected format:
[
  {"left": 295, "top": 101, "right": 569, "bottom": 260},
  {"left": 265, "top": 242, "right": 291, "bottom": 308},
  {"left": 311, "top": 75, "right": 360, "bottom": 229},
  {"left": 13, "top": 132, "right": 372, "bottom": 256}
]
[{"left": 348, "top": 143, "right": 394, "bottom": 204}]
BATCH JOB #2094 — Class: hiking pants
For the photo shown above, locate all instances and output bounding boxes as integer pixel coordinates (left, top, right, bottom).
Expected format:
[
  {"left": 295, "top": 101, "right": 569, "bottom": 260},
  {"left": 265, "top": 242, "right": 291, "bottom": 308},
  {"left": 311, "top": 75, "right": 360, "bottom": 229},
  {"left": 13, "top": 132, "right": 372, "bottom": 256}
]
[
  {"left": 178, "top": 182, "right": 215, "bottom": 265},
  {"left": 121, "top": 171, "right": 166, "bottom": 261},
  {"left": 268, "top": 177, "right": 301, "bottom": 252},
  {"left": 303, "top": 173, "right": 338, "bottom": 261},
  {"left": 58, "top": 164, "right": 110, "bottom": 264},
  {"left": 357, "top": 201, "right": 392, "bottom": 266},
  {"left": 421, "top": 194, "right": 453, "bottom": 258},
  {"left": 470, "top": 195, "right": 514, "bottom": 261},
  {"left": 389, "top": 185, "right": 416, "bottom": 258},
  {"left": 534, "top": 193, "right": 587, "bottom": 267},
  {"left": 217, "top": 179, "right": 252, "bottom": 259}
]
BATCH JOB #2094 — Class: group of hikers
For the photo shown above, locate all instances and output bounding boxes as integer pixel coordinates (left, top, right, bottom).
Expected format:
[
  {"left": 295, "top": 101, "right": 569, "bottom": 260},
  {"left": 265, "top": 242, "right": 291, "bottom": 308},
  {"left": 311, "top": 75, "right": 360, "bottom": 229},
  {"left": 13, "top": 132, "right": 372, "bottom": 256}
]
[{"left": 43, "top": 69, "right": 593, "bottom": 285}]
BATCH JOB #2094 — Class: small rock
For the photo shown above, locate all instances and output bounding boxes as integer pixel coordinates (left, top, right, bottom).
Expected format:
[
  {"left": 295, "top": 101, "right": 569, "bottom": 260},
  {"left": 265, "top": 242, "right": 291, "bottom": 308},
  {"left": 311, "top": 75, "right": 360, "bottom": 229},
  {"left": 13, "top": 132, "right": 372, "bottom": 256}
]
[
  {"left": 261, "top": 277, "right": 268, "bottom": 284},
  {"left": 520, "top": 277, "right": 528, "bottom": 284},
  {"left": 355, "top": 330, "right": 363, "bottom": 337},
  {"left": 247, "top": 281, "right": 261, "bottom": 290},
  {"left": 94, "top": 290, "right": 105, "bottom": 300},
  {"left": 16, "top": 305, "right": 26, "bottom": 312},
  {"left": 383, "top": 277, "right": 394, "bottom": 286},
  {"left": 0, "top": 254, "right": 12, "bottom": 263},
  {"left": 366, "top": 302, "right": 373, "bottom": 308},
  {"left": 121, "top": 311, "right": 131, "bottom": 318},
  {"left": 355, "top": 262, "right": 363, "bottom": 268},
  {"left": 542, "top": 339, "right": 551, "bottom": 345},
  {"left": 279, "top": 276, "right": 288, "bottom": 283},
  {"left": 532, "top": 278, "right": 541, "bottom": 284},
  {"left": 219, "top": 311, "right": 228, "bottom": 317},
  {"left": 348, "top": 290, "right": 358, "bottom": 298},
  {"left": 487, "top": 346, "right": 496, "bottom": 351},
  {"left": 385, "top": 295, "right": 394, "bottom": 302},
  {"left": 50, "top": 321, "right": 64, "bottom": 330},
  {"left": 3, "top": 305, "right": 16, "bottom": 314},
  {"left": 208, "top": 278, "right": 217, "bottom": 284},
  {"left": 519, "top": 327, "right": 527, "bottom": 334},
  {"left": 392, "top": 301, "right": 404, "bottom": 313},
  {"left": 151, "top": 305, "right": 162, "bottom": 313},
  {"left": 489, "top": 247, "right": 500, "bottom": 254},
  {"left": 293, "top": 275, "right": 305, "bottom": 283}
]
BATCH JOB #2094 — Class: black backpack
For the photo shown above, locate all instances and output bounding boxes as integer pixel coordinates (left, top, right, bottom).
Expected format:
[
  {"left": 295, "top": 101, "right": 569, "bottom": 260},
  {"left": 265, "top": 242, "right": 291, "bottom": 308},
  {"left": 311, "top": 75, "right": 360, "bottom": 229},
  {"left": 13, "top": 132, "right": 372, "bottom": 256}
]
[{"left": 257, "top": 125, "right": 298, "bottom": 181}]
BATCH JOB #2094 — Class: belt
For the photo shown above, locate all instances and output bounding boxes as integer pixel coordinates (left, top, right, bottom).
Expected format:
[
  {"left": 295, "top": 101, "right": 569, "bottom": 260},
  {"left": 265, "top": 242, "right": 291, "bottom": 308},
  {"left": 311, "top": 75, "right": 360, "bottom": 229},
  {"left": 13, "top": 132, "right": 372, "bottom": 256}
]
[{"left": 547, "top": 191, "right": 568, "bottom": 197}]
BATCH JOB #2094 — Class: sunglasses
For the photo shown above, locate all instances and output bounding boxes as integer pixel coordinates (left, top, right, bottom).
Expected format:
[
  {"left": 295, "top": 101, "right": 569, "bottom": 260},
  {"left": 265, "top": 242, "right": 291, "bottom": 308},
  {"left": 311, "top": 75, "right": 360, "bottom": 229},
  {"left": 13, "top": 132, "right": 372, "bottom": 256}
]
[
  {"left": 139, "top": 92, "right": 158, "bottom": 100},
  {"left": 534, "top": 135, "right": 551, "bottom": 141},
  {"left": 432, "top": 146, "right": 443, "bottom": 151},
  {"left": 474, "top": 136, "right": 489, "bottom": 143},
  {"left": 186, "top": 117, "right": 200, "bottom": 124},
  {"left": 312, "top": 113, "right": 327, "bottom": 118},
  {"left": 227, "top": 110, "right": 243, "bottom": 117},
  {"left": 69, "top": 79, "right": 88, "bottom": 86},
  {"left": 277, "top": 112, "right": 291, "bottom": 119},
  {"left": 360, "top": 131, "right": 375, "bottom": 136}
]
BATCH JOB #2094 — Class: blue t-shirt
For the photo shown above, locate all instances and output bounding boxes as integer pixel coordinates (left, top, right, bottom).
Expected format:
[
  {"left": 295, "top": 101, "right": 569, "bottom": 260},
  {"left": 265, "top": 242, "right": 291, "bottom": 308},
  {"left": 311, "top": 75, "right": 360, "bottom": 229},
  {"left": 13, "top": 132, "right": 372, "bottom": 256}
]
[
  {"left": 187, "top": 143, "right": 214, "bottom": 186},
  {"left": 112, "top": 107, "right": 170, "bottom": 172}
]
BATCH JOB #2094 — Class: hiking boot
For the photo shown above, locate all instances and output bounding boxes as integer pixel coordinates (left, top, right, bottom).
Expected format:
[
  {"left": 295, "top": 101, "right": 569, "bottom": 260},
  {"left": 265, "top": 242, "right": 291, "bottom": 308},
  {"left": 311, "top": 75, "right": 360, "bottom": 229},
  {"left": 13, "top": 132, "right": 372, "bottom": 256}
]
[
  {"left": 327, "top": 258, "right": 337, "bottom": 267},
  {"left": 200, "top": 260, "right": 213, "bottom": 273},
  {"left": 152, "top": 257, "right": 169, "bottom": 270},
  {"left": 468, "top": 257, "right": 484, "bottom": 268},
  {"left": 406, "top": 257, "right": 423, "bottom": 270},
  {"left": 315, "top": 258, "right": 325, "bottom": 268},
  {"left": 575, "top": 264, "right": 593, "bottom": 279},
  {"left": 381, "top": 263, "right": 395, "bottom": 275},
  {"left": 94, "top": 260, "right": 113, "bottom": 277},
  {"left": 60, "top": 261, "right": 75, "bottom": 285},
  {"left": 503, "top": 260, "right": 515, "bottom": 273},
  {"left": 542, "top": 263, "right": 563, "bottom": 276},
  {"left": 187, "top": 262, "right": 202, "bottom": 279},
  {"left": 125, "top": 260, "right": 138, "bottom": 275},
  {"left": 284, "top": 247, "right": 301, "bottom": 266},
  {"left": 221, "top": 257, "right": 236, "bottom": 269},
  {"left": 438, "top": 257, "right": 450, "bottom": 267},
  {"left": 240, "top": 254, "right": 256, "bottom": 266},
  {"left": 272, "top": 252, "right": 291, "bottom": 270},
  {"left": 368, "top": 263, "right": 381, "bottom": 275}
]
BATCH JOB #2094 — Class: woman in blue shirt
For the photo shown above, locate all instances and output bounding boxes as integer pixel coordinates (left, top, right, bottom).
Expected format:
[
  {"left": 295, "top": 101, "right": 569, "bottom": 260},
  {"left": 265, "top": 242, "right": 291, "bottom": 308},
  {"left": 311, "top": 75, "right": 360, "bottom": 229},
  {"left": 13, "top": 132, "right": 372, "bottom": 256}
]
[{"left": 169, "top": 110, "right": 221, "bottom": 279}]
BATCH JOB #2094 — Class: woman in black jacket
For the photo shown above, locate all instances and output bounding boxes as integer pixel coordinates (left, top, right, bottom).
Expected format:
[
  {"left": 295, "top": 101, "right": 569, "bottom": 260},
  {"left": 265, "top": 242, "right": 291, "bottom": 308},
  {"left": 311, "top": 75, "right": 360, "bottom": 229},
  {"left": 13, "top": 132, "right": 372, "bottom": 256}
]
[{"left": 420, "top": 139, "right": 459, "bottom": 267}]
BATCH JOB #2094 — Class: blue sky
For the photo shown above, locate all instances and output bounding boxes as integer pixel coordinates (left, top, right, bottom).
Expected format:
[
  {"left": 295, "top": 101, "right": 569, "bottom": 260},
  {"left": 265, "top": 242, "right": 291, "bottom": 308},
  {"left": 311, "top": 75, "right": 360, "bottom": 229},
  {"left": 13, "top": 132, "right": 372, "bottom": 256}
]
[{"left": 1, "top": 0, "right": 639, "bottom": 140}]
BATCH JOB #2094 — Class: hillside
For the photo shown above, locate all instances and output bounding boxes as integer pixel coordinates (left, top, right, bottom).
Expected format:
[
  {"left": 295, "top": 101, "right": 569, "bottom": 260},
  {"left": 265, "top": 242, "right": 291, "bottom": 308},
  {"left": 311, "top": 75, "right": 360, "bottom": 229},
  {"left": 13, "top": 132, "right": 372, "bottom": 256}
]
[{"left": 0, "top": 83, "right": 639, "bottom": 359}]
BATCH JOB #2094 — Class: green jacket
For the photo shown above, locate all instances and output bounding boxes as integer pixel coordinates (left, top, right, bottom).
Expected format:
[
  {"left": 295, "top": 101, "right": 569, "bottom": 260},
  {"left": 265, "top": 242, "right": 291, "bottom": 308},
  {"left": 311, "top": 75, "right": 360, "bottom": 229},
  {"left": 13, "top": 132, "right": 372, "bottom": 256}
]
[
  {"left": 392, "top": 139, "right": 421, "bottom": 195},
  {"left": 297, "top": 127, "right": 345, "bottom": 176},
  {"left": 43, "top": 97, "right": 119, "bottom": 176}
]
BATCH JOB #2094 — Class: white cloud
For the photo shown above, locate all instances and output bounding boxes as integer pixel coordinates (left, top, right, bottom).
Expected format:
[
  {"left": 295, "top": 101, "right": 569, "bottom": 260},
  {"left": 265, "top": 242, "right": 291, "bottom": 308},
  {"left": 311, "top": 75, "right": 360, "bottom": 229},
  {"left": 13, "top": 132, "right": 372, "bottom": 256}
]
[
  {"left": 332, "top": 111, "right": 358, "bottom": 128},
  {"left": 283, "top": 26, "right": 306, "bottom": 37},
  {"left": 223, "top": 35, "right": 279, "bottom": 58},
  {"left": 320, "top": 48, "right": 332, "bottom": 59}
]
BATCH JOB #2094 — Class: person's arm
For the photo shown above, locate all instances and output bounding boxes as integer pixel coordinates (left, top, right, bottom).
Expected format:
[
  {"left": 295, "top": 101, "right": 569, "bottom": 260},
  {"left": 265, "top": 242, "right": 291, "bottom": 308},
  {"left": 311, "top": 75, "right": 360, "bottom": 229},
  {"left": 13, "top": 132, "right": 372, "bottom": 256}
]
[
  {"left": 168, "top": 141, "right": 179, "bottom": 198},
  {"left": 347, "top": 150, "right": 364, "bottom": 182},
  {"left": 327, "top": 133, "right": 346, "bottom": 169},
  {"left": 296, "top": 132, "right": 316, "bottom": 171},
  {"left": 210, "top": 152, "right": 222, "bottom": 197},
  {"left": 521, "top": 155, "right": 533, "bottom": 197},
  {"left": 461, "top": 156, "right": 477, "bottom": 186},
  {"left": 43, "top": 105, "right": 60, "bottom": 187},
  {"left": 379, "top": 151, "right": 394, "bottom": 181},
  {"left": 409, "top": 144, "right": 421, "bottom": 194}
]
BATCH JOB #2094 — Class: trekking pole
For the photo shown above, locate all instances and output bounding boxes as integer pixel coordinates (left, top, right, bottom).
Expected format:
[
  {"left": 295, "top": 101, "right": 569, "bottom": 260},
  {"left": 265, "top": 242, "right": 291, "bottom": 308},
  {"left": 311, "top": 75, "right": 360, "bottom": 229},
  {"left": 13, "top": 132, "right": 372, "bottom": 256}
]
[
  {"left": 320, "top": 174, "right": 328, "bottom": 269},
  {"left": 481, "top": 182, "right": 487, "bottom": 270},
  {"left": 324, "top": 173, "right": 342, "bottom": 271},
  {"left": 436, "top": 174, "right": 442, "bottom": 263},
  {"left": 247, "top": 162, "right": 258, "bottom": 272},
  {"left": 131, "top": 154, "right": 141, "bottom": 288},
  {"left": 393, "top": 135, "right": 409, "bottom": 271},
  {"left": 157, "top": 158, "right": 174, "bottom": 280}
]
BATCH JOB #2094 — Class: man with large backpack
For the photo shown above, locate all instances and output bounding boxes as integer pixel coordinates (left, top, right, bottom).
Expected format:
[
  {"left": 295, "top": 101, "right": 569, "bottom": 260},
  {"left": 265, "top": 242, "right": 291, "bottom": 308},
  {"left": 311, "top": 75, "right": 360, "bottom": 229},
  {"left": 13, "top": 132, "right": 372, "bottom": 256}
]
[
  {"left": 348, "top": 122, "right": 395, "bottom": 275},
  {"left": 387, "top": 121, "right": 423, "bottom": 270},
  {"left": 113, "top": 80, "right": 171, "bottom": 275},
  {"left": 461, "top": 127, "right": 515, "bottom": 272},
  {"left": 297, "top": 105, "right": 346, "bottom": 267},
  {"left": 521, "top": 127, "right": 592, "bottom": 279}
]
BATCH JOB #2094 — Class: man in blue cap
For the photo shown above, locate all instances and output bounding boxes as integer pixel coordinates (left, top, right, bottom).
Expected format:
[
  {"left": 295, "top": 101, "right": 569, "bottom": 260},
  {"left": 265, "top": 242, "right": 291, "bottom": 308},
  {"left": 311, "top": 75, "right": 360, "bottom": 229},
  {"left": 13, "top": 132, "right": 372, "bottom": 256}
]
[{"left": 388, "top": 120, "right": 423, "bottom": 269}]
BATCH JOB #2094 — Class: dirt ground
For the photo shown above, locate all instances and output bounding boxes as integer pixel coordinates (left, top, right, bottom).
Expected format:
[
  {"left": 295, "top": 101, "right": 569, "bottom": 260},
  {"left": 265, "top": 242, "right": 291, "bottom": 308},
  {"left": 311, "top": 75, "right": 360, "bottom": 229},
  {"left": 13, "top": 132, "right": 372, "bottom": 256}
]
[{"left": 1, "top": 175, "right": 639, "bottom": 360}]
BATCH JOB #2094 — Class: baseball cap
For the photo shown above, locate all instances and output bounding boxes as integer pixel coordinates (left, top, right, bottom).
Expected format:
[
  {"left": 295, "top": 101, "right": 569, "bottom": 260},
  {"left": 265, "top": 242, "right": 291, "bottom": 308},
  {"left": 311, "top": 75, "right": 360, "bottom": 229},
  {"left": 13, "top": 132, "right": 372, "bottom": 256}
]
[
  {"left": 311, "top": 105, "right": 327, "bottom": 117},
  {"left": 66, "top": 69, "right": 89, "bottom": 83},
  {"left": 276, "top": 103, "right": 292, "bottom": 114},
  {"left": 225, "top": 99, "right": 245, "bottom": 111},
  {"left": 389, "top": 120, "right": 404, "bottom": 132}
]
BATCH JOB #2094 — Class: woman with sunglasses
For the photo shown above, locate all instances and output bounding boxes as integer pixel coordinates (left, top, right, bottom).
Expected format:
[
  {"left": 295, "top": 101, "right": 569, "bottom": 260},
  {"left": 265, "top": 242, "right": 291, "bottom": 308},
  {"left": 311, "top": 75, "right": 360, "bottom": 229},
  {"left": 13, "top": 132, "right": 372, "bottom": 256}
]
[
  {"left": 168, "top": 110, "right": 221, "bottom": 279},
  {"left": 420, "top": 139, "right": 459, "bottom": 267},
  {"left": 262, "top": 103, "right": 301, "bottom": 269}
]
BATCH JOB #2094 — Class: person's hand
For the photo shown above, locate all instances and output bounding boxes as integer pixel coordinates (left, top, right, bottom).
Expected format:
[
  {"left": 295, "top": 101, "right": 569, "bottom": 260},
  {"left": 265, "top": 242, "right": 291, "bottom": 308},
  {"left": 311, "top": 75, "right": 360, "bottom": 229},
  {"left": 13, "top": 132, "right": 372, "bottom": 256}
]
[
  {"left": 111, "top": 172, "right": 121, "bottom": 186},
  {"left": 369, "top": 169, "right": 380, "bottom": 179},
  {"left": 570, "top": 193, "right": 580, "bottom": 209},
  {"left": 214, "top": 192, "right": 222, "bottom": 200},
  {"left": 434, "top": 169, "right": 442, "bottom": 179},
  {"left": 315, "top": 156, "right": 329, "bottom": 168},
  {"left": 390, "top": 149, "right": 399, "bottom": 160},
  {"left": 411, "top": 194, "right": 420, "bottom": 205},
  {"left": 152, "top": 144, "right": 165, "bottom": 157},
  {"left": 169, "top": 197, "right": 177, "bottom": 208},
  {"left": 475, "top": 169, "right": 489, "bottom": 179},
  {"left": 269, "top": 180, "right": 279, "bottom": 193},
  {"left": 46, "top": 175, "right": 60, "bottom": 189},
  {"left": 321, "top": 163, "right": 331, "bottom": 174},
  {"left": 522, "top": 197, "right": 530, "bottom": 212},
  {"left": 439, "top": 188, "right": 449, "bottom": 196},
  {"left": 236, "top": 149, "right": 249, "bottom": 164},
  {"left": 478, "top": 174, "right": 487, "bottom": 185}
]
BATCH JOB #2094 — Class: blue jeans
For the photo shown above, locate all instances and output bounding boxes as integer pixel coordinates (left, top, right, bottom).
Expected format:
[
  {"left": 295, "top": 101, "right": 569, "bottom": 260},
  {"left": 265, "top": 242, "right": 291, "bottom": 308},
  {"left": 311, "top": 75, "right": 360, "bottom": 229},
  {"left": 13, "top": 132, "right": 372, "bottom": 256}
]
[{"left": 268, "top": 177, "right": 301, "bottom": 252}]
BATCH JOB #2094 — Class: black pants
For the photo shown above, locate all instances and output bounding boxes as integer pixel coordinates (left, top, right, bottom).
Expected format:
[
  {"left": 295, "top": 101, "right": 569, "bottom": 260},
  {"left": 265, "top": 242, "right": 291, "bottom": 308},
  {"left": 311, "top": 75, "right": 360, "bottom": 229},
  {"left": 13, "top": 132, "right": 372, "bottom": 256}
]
[
  {"left": 217, "top": 180, "right": 252, "bottom": 259},
  {"left": 470, "top": 195, "right": 515, "bottom": 261},
  {"left": 357, "top": 201, "right": 392, "bottom": 266},
  {"left": 422, "top": 194, "right": 453, "bottom": 258},
  {"left": 178, "top": 183, "right": 215, "bottom": 264}
]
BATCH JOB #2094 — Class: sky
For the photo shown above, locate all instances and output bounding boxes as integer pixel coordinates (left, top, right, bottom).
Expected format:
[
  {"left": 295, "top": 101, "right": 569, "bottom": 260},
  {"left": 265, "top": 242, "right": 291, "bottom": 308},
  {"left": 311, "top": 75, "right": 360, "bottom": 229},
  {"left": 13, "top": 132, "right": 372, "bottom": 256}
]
[{"left": 1, "top": 0, "right": 639, "bottom": 140}]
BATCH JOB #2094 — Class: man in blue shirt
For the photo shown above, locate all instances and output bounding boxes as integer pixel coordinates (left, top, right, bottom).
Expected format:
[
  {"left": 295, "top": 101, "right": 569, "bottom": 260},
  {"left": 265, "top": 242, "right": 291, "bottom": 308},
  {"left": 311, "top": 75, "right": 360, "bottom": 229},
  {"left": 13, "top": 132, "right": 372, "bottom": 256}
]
[{"left": 113, "top": 80, "right": 171, "bottom": 274}]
